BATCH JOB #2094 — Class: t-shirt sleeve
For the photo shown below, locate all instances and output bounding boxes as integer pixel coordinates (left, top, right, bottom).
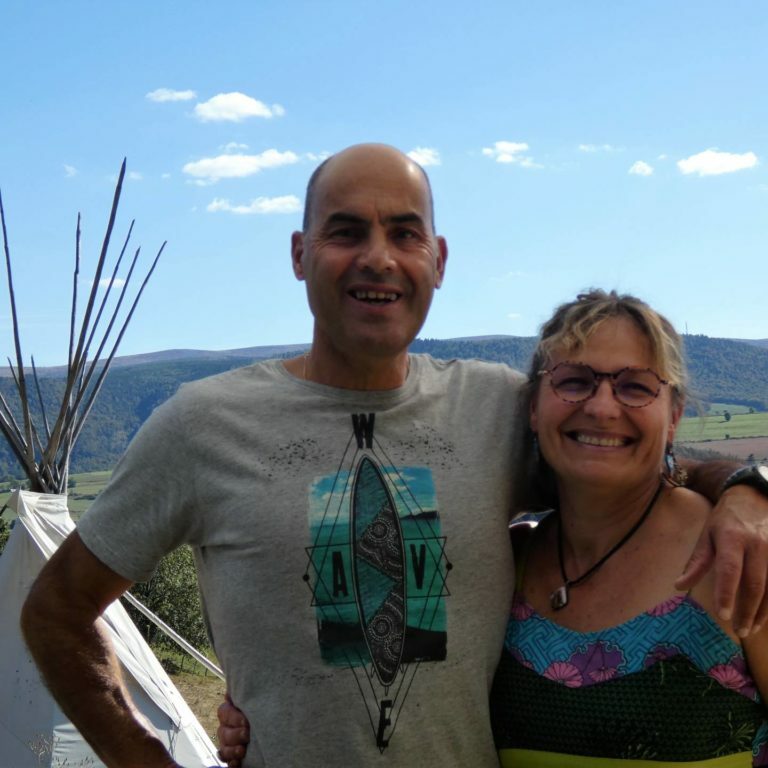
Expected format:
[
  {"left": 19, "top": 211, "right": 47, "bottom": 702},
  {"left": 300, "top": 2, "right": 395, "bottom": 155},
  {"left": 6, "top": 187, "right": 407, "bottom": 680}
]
[{"left": 76, "top": 388, "right": 198, "bottom": 583}]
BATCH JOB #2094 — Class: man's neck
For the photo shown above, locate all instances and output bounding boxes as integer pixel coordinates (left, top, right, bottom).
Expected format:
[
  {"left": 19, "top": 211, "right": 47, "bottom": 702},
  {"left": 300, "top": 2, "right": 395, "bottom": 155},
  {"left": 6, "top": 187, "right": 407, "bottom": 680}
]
[{"left": 284, "top": 348, "right": 410, "bottom": 391}]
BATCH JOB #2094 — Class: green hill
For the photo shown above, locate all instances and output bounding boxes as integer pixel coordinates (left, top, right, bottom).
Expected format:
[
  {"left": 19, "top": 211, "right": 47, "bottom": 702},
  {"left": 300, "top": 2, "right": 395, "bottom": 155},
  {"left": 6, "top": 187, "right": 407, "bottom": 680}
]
[{"left": 0, "top": 334, "right": 766, "bottom": 479}]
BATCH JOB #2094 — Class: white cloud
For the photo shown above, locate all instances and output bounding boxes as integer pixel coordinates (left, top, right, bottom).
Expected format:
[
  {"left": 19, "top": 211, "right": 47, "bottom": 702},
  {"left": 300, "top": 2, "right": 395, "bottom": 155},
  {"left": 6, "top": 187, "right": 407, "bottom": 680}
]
[
  {"left": 207, "top": 195, "right": 301, "bottom": 215},
  {"left": 161, "top": 173, "right": 171, "bottom": 180},
  {"left": 482, "top": 141, "right": 538, "bottom": 167},
  {"left": 222, "top": 142, "right": 249, "bottom": 153},
  {"left": 507, "top": 312, "right": 522, "bottom": 320},
  {"left": 128, "top": 171, "right": 143, "bottom": 181},
  {"left": 96, "top": 278, "right": 126, "bottom": 289},
  {"left": 629, "top": 161, "right": 653, "bottom": 177},
  {"left": 146, "top": 88, "right": 197, "bottom": 102},
  {"left": 407, "top": 147, "right": 441, "bottom": 167},
  {"left": 677, "top": 148, "right": 759, "bottom": 177},
  {"left": 194, "top": 92, "right": 284, "bottom": 122},
  {"left": 306, "top": 151, "right": 331, "bottom": 162},
  {"left": 63, "top": 164, "right": 77, "bottom": 178},
  {"left": 182, "top": 149, "right": 299, "bottom": 182},
  {"left": 578, "top": 143, "right": 621, "bottom": 153}
]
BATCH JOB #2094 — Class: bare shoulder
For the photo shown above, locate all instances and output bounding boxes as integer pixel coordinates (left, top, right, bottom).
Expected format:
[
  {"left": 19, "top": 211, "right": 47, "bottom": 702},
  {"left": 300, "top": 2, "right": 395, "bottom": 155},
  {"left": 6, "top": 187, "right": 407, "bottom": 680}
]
[
  {"left": 659, "top": 485, "right": 712, "bottom": 541},
  {"left": 669, "top": 485, "right": 713, "bottom": 520}
]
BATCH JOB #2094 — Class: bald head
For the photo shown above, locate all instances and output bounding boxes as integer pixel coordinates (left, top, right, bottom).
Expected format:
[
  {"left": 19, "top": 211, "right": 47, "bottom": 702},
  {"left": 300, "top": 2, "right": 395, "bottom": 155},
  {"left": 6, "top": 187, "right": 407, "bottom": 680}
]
[{"left": 302, "top": 144, "right": 436, "bottom": 232}]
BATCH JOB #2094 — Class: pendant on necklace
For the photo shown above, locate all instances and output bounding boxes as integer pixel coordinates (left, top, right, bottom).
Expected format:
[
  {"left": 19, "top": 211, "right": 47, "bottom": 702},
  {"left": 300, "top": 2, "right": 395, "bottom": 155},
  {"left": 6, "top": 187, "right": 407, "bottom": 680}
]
[{"left": 550, "top": 584, "right": 569, "bottom": 611}]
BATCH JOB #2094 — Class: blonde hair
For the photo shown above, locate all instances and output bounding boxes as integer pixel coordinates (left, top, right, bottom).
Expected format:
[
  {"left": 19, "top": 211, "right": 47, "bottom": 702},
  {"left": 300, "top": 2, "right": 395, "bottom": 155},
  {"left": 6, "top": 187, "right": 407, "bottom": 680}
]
[
  {"left": 514, "top": 289, "right": 688, "bottom": 512},
  {"left": 529, "top": 289, "right": 688, "bottom": 404}
]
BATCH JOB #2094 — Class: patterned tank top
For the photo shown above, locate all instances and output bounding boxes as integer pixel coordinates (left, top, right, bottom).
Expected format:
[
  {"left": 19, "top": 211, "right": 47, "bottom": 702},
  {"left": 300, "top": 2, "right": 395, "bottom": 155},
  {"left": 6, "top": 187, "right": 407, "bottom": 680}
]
[{"left": 491, "top": 591, "right": 768, "bottom": 766}]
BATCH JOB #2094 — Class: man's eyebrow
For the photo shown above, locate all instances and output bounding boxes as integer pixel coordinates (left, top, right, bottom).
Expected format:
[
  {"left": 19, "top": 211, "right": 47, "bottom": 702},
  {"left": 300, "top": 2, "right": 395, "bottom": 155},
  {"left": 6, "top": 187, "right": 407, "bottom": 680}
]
[
  {"left": 321, "top": 211, "right": 427, "bottom": 227},
  {"left": 323, "top": 212, "right": 368, "bottom": 226},
  {"left": 388, "top": 213, "right": 426, "bottom": 226}
]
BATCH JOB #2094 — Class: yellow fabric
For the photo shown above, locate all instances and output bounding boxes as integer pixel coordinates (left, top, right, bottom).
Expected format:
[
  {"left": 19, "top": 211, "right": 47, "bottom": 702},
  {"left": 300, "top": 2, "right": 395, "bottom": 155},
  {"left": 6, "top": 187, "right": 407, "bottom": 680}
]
[{"left": 498, "top": 747, "right": 753, "bottom": 768}]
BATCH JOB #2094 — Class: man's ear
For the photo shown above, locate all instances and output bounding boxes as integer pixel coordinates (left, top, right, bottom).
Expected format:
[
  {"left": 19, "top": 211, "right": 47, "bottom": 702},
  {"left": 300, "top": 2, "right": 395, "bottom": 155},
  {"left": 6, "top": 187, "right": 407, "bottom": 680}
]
[
  {"left": 291, "top": 231, "right": 305, "bottom": 281},
  {"left": 529, "top": 390, "right": 539, "bottom": 433},
  {"left": 434, "top": 236, "right": 448, "bottom": 289},
  {"left": 528, "top": 397, "right": 539, "bottom": 434}
]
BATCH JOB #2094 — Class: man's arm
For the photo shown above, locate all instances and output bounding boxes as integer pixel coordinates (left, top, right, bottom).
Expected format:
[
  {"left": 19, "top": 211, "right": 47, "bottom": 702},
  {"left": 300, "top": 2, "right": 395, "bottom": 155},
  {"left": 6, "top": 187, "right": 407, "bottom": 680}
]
[
  {"left": 21, "top": 531, "right": 179, "bottom": 768},
  {"left": 677, "top": 459, "right": 768, "bottom": 636}
]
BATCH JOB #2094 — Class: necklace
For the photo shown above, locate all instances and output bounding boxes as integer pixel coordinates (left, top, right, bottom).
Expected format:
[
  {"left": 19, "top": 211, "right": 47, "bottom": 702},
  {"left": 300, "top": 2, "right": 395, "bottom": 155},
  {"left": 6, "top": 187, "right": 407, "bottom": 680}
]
[{"left": 549, "top": 480, "right": 664, "bottom": 611}]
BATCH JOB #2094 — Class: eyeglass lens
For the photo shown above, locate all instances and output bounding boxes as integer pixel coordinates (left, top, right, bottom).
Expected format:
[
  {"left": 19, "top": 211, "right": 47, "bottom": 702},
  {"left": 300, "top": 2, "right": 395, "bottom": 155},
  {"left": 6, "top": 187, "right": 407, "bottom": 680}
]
[{"left": 549, "top": 363, "right": 662, "bottom": 407}]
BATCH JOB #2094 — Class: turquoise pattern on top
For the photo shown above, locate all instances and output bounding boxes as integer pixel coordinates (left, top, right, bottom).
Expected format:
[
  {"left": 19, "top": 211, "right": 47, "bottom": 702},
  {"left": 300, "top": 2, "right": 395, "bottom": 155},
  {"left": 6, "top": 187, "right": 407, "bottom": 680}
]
[
  {"left": 505, "top": 592, "right": 768, "bottom": 764},
  {"left": 507, "top": 593, "right": 758, "bottom": 697}
]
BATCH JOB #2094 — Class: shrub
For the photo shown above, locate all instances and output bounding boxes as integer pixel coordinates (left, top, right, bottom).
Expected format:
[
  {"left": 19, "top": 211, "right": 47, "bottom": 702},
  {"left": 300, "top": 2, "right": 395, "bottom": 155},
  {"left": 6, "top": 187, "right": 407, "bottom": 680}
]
[{"left": 126, "top": 545, "right": 209, "bottom": 652}]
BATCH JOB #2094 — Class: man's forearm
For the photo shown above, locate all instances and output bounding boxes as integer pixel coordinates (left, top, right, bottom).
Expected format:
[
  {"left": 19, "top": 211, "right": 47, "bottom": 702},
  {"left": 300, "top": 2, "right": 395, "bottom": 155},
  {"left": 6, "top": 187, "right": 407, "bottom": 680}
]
[
  {"left": 21, "top": 603, "right": 176, "bottom": 768},
  {"left": 680, "top": 458, "right": 740, "bottom": 503},
  {"left": 20, "top": 533, "right": 178, "bottom": 768}
]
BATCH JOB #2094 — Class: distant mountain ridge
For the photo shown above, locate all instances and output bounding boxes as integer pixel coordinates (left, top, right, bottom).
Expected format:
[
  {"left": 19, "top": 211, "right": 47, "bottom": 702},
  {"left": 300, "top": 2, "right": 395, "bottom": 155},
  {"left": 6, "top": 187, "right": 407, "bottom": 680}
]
[
  {"left": 0, "top": 334, "right": 766, "bottom": 478},
  {"left": 8, "top": 334, "right": 768, "bottom": 376}
]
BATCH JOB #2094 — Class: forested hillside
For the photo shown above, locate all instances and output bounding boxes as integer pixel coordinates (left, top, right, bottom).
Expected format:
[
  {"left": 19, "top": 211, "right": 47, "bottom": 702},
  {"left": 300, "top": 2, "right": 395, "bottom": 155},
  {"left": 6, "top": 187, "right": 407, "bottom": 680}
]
[{"left": 0, "top": 335, "right": 766, "bottom": 478}]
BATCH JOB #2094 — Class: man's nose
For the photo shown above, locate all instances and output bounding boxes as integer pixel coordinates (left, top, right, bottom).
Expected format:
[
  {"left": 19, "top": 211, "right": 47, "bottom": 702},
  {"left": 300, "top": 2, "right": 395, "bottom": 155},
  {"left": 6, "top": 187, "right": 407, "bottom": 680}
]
[{"left": 356, "top": 230, "right": 396, "bottom": 273}]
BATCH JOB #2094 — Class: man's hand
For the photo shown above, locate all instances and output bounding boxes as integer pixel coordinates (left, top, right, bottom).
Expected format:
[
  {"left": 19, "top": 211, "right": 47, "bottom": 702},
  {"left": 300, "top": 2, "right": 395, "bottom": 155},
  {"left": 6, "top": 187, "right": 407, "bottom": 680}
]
[
  {"left": 217, "top": 693, "right": 250, "bottom": 768},
  {"left": 676, "top": 485, "right": 768, "bottom": 636}
]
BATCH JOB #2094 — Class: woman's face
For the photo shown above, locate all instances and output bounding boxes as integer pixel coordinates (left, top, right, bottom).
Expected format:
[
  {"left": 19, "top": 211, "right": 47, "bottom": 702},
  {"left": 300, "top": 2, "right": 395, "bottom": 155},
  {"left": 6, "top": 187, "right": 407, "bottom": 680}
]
[{"left": 530, "top": 315, "right": 683, "bottom": 495}]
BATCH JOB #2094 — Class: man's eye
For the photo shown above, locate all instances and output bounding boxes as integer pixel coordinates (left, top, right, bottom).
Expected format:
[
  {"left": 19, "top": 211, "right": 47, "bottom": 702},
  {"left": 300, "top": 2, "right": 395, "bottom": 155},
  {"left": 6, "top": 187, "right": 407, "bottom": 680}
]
[{"left": 329, "top": 228, "right": 358, "bottom": 239}]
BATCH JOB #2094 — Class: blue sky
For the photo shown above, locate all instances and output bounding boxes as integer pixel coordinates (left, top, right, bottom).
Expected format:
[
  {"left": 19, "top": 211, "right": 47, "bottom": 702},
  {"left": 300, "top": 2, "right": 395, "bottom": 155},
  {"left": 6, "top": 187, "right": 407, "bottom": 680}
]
[{"left": 1, "top": 0, "right": 766, "bottom": 365}]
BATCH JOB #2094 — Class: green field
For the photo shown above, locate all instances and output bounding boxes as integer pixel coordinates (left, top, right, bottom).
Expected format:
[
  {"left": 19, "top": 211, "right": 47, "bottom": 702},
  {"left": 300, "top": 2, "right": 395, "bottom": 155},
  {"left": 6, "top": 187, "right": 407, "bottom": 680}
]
[
  {"left": 676, "top": 410, "right": 768, "bottom": 442},
  {"left": 0, "top": 470, "right": 112, "bottom": 521}
]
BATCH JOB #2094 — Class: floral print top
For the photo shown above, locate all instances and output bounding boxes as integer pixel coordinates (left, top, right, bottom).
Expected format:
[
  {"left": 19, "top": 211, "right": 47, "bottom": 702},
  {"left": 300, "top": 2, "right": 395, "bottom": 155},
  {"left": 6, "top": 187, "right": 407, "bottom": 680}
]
[{"left": 491, "top": 592, "right": 768, "bottom": 765}]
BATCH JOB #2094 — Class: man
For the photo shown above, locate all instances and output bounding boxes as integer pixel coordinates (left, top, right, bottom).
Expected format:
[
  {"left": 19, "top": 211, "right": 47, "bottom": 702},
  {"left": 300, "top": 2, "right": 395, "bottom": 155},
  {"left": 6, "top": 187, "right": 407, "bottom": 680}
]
[{"left": 22, "top": 144, "right": 768, "bottom": 768}]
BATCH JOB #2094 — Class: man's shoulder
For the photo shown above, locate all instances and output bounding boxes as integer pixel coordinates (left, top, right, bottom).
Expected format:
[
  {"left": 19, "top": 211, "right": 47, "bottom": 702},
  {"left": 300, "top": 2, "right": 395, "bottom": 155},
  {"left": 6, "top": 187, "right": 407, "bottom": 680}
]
[
  {"left": 412, "top": 353, "right": 526, "bottom": 386},
  {"left": 168, "top": 359, "right": 283, "bottom": 408}
]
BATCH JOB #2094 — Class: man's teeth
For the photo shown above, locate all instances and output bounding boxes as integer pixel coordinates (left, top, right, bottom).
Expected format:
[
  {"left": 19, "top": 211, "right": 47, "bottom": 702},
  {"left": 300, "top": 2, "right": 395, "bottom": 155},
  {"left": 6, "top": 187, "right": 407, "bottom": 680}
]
[
  {"left": 353, "top": 290, "right": 398, "bottom": 302},
  {"left": 575, "top": 434, "right": 626, "bottom": 447}
]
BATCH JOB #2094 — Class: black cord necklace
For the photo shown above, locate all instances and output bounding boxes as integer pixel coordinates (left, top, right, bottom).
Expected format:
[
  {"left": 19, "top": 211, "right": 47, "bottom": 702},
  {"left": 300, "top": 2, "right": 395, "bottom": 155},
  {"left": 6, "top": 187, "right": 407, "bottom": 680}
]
[{"left": 550, "top": 480, "right": 665, "bottom": 611}]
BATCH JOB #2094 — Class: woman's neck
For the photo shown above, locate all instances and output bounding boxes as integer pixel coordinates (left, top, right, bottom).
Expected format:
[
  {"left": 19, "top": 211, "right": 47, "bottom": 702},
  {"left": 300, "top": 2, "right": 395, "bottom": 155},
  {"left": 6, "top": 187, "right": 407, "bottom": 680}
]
[{"left": 555, "top": 476, "right": 665, "bottom": 567}]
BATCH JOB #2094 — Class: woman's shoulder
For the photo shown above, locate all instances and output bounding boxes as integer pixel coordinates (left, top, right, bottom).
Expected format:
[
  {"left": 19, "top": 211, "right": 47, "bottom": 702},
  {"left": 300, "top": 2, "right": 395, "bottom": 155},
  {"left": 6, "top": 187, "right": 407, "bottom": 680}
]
[{"left": 661, "top": 484, "right": 713, "bottom": 535}]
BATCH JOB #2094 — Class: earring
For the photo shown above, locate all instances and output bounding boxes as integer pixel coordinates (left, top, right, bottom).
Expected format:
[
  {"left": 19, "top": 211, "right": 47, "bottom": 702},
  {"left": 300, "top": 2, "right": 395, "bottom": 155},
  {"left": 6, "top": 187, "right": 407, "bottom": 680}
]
[{"left": 664, "top": 443, "right": 688, "bottom": 486}]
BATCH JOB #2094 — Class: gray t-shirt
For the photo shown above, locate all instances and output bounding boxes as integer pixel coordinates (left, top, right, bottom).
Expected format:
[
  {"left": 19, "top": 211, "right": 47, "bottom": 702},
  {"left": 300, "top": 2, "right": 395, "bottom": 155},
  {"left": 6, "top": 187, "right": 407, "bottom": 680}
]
[{"left": 78, "top": 354, "right": 525, "bottom": 767}]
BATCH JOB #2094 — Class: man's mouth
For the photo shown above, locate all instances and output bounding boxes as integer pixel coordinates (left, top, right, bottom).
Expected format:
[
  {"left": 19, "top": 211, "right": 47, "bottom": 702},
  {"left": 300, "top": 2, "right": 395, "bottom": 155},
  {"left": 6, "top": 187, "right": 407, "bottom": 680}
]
[
  {"left": 350, "top": 289, "right": 400, "bottom": 304},
  {"left": 569, "top": 432, "right": 631, "bottom": 448}
]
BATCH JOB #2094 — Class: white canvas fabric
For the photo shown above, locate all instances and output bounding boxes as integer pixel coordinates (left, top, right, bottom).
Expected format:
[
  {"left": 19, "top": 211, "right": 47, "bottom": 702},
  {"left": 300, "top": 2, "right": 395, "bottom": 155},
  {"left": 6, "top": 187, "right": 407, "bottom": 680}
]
[{"left": 0, "top": 490, "right": 224, "bottom": 768}]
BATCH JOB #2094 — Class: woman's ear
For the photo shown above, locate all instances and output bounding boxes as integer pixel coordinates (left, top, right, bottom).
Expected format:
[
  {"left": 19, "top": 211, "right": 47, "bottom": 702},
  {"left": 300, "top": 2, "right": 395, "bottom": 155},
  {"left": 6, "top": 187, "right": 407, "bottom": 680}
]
[{"left": 667, "top": 399, "right": 684, "bottom": 445}]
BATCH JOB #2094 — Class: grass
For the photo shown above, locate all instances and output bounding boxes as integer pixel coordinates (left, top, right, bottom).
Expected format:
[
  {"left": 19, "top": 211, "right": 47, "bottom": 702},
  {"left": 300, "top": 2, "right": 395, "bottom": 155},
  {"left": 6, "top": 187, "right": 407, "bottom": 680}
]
[
  {"left": 153, "top": 645, "right": 226, "bottom": 742},
  {"left": 676, "top": 411, "right": 768, "bottom": 441}
]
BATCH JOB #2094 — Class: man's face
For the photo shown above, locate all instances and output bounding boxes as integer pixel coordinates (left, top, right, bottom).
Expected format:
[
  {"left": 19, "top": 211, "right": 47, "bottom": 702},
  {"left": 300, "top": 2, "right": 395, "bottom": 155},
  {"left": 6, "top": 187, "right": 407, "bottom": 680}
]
[{"left": 292, "top": 146, "right": 447, "bottom": 367}]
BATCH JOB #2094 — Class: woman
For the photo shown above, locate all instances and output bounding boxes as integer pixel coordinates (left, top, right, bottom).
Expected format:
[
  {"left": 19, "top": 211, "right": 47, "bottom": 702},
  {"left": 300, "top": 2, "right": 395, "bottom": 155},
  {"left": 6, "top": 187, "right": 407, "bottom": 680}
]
[
  {"left": 491, "top": 289, "right": 768, "bottom": 766},
  {"left": 216, "top": 290, "right": 768, "bottom": 767}
]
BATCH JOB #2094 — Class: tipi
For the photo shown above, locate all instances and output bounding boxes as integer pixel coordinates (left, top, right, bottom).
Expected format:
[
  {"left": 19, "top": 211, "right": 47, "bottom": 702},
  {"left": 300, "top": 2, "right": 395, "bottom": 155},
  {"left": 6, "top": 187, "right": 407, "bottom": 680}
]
[{"left": 0, "top": 164, "right": 224, "bottom": 766}]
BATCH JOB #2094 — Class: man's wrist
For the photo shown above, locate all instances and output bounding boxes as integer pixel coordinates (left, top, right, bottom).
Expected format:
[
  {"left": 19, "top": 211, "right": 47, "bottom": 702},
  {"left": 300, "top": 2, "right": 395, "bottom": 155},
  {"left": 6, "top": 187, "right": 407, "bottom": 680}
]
[{"left": 720, "top": 465, "right": 768, "bottom": 499}]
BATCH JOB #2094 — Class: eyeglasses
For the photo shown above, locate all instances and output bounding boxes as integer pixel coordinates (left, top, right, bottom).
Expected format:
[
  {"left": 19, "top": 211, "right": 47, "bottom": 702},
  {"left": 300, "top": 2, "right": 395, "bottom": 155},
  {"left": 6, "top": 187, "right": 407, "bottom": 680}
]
[{"left": 539, "top": 362, "right": 669, "bottom": 408}]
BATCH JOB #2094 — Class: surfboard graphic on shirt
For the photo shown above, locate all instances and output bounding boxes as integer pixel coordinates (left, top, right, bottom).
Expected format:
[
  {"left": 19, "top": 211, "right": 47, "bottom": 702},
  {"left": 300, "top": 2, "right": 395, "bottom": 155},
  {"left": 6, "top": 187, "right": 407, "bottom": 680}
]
[{"left": 303, "top": 413, "right": 451, "bottom": 751}]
